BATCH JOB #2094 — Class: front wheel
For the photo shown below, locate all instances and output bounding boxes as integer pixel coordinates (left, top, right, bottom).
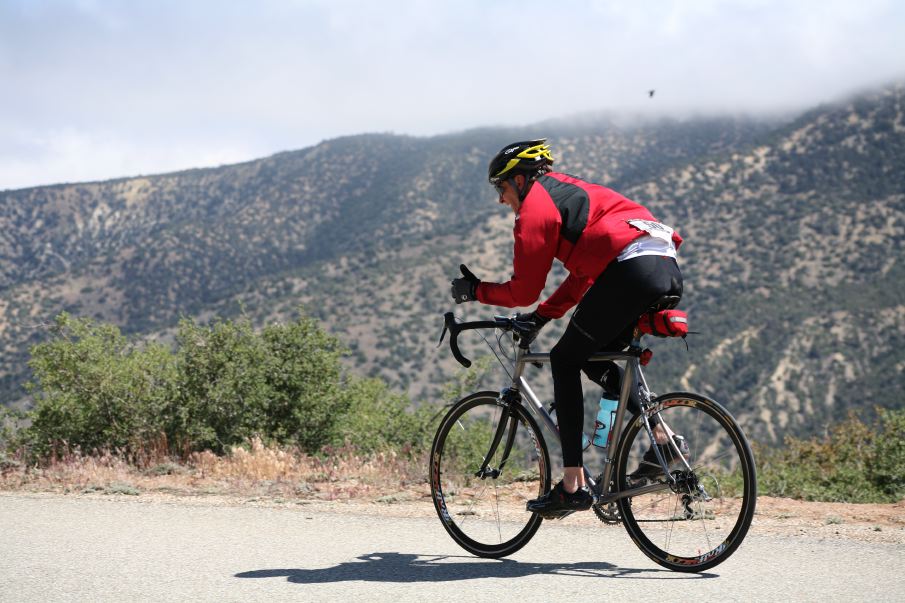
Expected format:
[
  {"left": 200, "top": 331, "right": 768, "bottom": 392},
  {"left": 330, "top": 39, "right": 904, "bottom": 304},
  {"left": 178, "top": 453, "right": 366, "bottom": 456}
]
[
  {"left": 614, "top": 392, "right": 757, "bottom": 572},
  {"left": 429, "top": 391, "right": 551, "bottom": 558}
]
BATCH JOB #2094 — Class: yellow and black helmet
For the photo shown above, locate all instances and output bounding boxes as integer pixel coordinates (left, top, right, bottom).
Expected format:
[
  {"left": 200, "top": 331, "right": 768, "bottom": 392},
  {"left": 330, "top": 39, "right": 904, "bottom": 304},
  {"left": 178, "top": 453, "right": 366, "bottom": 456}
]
[{"left": 487, "top": 139, "right": 554, "bottom": 185}]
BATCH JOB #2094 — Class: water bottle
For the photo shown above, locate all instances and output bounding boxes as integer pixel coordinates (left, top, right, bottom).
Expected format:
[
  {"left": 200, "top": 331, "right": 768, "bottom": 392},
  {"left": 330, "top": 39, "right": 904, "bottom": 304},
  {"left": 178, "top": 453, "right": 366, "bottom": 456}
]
[
  {"left": 549, "top": 407, "right": 591, "bottom": 450},
  {"left": 593, "top": 396, "right": 619, "bottom": 448}
]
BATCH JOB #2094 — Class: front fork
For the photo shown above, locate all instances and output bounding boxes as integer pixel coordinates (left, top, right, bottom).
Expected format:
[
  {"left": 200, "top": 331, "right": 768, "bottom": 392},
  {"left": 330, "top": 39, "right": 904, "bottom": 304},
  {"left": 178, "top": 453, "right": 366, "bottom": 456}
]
[{"left": 473, "top": 388, "right": 520, "bottom": 480}]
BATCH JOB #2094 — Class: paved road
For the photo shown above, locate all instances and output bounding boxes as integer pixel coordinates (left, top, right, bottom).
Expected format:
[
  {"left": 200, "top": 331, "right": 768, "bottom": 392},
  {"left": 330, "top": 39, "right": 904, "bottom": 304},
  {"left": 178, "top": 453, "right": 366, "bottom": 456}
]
[{"left": 2, "top": 493, "right": 903, "bottom": 602}]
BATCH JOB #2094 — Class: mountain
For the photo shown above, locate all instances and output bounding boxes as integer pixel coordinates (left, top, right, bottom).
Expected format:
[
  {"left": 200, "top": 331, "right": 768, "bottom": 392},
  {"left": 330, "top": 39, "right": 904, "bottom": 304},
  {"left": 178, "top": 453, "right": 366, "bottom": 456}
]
[{"left": 1, "top": 83, "right": 902, "bottom": 445}]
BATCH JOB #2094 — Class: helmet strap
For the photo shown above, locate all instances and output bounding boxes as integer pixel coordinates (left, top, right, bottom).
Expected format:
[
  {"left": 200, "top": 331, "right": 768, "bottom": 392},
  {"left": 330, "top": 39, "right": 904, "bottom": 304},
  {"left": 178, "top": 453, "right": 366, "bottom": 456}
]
[{"left": 510, "top": 176, "right": 533, "bottom": 202}]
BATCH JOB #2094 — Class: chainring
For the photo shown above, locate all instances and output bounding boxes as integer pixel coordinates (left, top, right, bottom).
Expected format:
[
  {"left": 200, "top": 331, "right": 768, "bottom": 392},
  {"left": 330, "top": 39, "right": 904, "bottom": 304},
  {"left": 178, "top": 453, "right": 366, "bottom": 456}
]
[{"left": 592, "top": 501, "right": 622, "bottom": 524}]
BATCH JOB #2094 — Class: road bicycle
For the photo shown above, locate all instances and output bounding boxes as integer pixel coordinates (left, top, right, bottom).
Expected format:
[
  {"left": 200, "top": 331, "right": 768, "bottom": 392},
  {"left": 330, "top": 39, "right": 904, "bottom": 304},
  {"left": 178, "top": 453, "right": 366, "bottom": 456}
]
[{"left": 429, "top": 302, "right": 756, "bottom": 572}]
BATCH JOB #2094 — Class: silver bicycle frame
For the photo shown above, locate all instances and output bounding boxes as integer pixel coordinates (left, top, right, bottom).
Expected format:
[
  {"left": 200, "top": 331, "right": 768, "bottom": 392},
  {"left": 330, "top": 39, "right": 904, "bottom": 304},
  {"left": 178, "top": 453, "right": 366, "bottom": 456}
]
[{"left": 505, "top": 338, "right": 686, "bottom": 503}]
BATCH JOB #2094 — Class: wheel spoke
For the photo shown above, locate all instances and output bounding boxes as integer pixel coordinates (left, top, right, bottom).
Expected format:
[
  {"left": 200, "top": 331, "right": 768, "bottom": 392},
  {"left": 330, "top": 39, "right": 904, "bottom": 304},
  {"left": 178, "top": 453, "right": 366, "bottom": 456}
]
[
  {"left": 616, "top": 394, "right": 756, "bottom": 572},
  {"left": 430, "top": 394, "right": 550, "bottom": 558}
]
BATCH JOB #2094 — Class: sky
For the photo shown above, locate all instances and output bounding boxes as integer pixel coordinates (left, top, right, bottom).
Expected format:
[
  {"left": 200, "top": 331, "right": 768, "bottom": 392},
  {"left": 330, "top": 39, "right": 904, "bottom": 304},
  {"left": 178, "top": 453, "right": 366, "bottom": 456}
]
[{"left": 1, "top": 0, "right": 904, "bottom": 191}]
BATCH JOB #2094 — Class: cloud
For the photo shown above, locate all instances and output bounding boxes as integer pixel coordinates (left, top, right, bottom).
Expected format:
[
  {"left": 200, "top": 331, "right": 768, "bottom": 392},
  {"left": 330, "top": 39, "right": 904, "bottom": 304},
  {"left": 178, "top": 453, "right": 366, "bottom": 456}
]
[
  {"left": 0, "top": 125, "right": 258, "bottom": 190},
  {"left": 0, "top": 0, "right": 903, "bottom": 189}
]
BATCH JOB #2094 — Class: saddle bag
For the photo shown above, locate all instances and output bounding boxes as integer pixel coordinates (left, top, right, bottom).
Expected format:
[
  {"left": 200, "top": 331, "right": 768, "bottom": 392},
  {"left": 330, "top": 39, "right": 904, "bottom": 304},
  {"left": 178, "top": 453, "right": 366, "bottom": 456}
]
[{"left": 638, "top": 309, "right": 689, "bottom": 338}]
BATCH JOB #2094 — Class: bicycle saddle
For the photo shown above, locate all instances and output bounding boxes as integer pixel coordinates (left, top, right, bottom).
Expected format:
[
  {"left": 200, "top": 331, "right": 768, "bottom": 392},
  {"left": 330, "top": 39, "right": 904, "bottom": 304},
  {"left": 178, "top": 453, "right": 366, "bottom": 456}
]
[{"left": 647, "top": 295, "right": 680, "bottom": 312}]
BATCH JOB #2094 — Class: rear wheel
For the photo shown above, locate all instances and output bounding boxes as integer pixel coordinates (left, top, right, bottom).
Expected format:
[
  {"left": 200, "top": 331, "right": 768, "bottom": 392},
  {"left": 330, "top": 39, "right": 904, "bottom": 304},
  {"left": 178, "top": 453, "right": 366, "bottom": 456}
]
[
  {"left": 430, "top": 391, "right": 551, "bottom": 558},
  {"left": 614, "top": 392, "right": 756, "bottom": 572}
]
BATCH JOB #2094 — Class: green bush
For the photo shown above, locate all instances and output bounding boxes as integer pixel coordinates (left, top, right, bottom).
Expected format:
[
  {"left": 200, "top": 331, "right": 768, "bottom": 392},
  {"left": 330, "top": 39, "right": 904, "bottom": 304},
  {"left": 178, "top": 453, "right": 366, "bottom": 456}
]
[
  {"left": 337, "top": 378, "right": 433, "bottom": 454},
  {"left": 16, "top": 310, "right": 434, "bottom": 460},
  {"left": 757, "top": 408, "right": 905, "bottom": 503},
  {"left": 869, "top": 408, "right": 905, "bottom": 498},
  {"left": 0, "top": 406, "right": 27, "bottom": 450},
  {"left": 172, "top": 313, "right": 350, "bottom": 453},
  {"left": 23, "top": 313, "right": 177, "bottom": 459}
]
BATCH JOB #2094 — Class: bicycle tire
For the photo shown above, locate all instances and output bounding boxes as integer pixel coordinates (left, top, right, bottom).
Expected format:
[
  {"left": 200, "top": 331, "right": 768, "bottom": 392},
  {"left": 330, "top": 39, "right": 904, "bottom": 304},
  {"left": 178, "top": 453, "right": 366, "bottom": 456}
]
[
  {"left": 614, "top": 392, "right": 757, "bottom": 572},
  {"left": 430, "top": 391, "right": 551, "bottom": 558}
]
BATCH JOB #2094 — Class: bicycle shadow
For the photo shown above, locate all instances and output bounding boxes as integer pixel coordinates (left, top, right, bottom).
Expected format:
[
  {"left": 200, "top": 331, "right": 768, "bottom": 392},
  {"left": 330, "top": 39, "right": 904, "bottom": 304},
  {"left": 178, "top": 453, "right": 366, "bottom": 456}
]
[{"left": 235, "top": 552, "right": 716, "bottom": 584}]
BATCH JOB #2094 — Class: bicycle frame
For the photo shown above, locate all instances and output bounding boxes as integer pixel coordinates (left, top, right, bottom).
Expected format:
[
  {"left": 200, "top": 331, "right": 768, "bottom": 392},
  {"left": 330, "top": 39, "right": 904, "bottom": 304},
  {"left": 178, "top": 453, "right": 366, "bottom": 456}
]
[
  {"left": 435, "top": 312, "right": 756, "bottom": 568},
  {"left": 479, "top": 331, "right": 692, "bottom": 505}
]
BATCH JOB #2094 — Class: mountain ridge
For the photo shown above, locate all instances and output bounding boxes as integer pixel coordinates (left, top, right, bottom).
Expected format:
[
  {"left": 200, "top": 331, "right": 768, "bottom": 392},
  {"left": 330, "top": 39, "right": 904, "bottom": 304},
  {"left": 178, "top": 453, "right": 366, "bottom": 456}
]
[{"left": 1, "top": 83, "right": 902, "bottom": 446}]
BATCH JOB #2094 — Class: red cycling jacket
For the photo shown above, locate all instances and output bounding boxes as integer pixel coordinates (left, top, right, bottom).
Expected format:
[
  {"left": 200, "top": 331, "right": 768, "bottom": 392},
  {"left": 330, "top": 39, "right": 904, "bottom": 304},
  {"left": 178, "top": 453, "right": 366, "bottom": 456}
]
[{"left": 476, "top": 172, "right": 682, "bottom": 318}]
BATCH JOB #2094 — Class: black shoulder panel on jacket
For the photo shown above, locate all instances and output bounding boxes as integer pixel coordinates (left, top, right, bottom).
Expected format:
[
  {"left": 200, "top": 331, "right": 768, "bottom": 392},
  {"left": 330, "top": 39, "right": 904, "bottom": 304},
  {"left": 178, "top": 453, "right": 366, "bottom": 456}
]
[{"left": 536, "top": 175, "right": 589, "bottom": 244}]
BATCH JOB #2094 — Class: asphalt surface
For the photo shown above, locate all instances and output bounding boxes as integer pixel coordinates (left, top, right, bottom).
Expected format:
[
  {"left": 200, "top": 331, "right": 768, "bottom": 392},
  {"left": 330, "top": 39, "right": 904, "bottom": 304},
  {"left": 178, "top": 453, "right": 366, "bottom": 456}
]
[{"left": 2, "top": 493, "right": 903, "bottom": 602}]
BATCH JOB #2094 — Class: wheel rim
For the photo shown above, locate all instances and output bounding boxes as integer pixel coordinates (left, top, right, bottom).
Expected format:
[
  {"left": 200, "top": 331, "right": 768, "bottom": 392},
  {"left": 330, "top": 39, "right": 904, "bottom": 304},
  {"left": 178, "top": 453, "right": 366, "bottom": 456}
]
[
  {"left": 431, "top": 396, "right": 549, "bottom": 555},
  {"left": 617, "top": 395, "right": 756, "bottom": 570}
]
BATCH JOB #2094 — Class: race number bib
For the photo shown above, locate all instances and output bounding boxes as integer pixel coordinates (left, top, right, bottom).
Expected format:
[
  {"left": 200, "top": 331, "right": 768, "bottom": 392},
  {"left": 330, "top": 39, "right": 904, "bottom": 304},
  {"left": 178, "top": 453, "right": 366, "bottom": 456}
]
[{"left": 626, "top": 219, "right": 675, "bottom": 243}]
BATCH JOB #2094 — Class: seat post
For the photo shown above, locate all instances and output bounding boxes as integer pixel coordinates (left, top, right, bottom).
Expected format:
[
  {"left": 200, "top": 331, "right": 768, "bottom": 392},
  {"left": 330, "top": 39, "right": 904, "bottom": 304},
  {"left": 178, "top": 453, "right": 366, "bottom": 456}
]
[{"left": 629, "top": 326, "right": 644, "bottom": 351}]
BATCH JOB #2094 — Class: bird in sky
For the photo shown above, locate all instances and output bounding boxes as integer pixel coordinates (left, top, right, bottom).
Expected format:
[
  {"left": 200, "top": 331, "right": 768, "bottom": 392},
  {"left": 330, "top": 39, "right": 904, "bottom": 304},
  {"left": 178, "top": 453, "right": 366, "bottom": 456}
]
[{"left": 648, "top": 89, "right": 655, "bottom": 98}]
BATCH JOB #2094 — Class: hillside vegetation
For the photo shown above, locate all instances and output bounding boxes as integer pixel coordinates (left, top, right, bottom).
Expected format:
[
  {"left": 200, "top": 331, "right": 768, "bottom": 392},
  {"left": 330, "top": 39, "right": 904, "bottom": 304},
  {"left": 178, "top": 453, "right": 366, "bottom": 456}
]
[
  {"left": 1, "top": 312, "right": 431, "bottom": 460},
  {"left": 1, "top": 83, "right": 903, "bottom": 448},
  {"left": 2, "top": 311, "right": 902, "bottom": 505}
]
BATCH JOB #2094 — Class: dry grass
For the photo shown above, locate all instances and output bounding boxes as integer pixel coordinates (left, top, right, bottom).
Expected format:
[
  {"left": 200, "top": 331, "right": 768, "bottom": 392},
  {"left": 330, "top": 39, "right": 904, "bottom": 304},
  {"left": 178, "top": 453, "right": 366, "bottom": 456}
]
[
  {"left": 3, "top": 441, "right": 904, "bottom": 545},
  {"left": 0, "top": 438, "right": 426, "bottom": 502}
]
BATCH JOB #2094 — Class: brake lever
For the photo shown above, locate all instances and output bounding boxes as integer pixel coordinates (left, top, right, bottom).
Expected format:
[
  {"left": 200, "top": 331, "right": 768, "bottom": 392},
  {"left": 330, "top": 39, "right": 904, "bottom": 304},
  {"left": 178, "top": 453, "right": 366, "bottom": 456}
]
[
  {"left": 509, "top": 318, "right": 544, "bottom": 368},
  {"left": 437, "top": 323, "right": 448, "bottom": 348}
]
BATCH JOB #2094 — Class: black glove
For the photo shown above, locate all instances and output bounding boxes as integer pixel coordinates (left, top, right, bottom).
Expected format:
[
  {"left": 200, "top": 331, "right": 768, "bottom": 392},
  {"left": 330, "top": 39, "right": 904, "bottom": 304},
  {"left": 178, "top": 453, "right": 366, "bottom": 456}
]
[
  {"left": 450, "top": 264, "right": 480, "bottom": 304},
  {"left": 513, "top": 310, "right": 551, "bottom": 343}
]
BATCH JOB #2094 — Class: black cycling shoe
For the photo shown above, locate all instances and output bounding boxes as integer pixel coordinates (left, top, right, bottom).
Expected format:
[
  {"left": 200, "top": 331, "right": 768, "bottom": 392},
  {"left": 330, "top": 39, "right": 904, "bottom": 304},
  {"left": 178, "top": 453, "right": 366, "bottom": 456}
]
[
  {"left": 526, "top": 480, "right": 594, "bottom": 519},
  {"left": 627, "top": 435, "right": 690, "bottom": 486}
]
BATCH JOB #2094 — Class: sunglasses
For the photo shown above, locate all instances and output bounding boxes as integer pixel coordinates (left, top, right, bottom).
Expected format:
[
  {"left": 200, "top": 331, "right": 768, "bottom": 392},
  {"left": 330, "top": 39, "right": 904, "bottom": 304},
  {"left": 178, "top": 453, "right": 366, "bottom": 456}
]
[{"left": 492, "top": 181, "right": 506, "bottom": 196}]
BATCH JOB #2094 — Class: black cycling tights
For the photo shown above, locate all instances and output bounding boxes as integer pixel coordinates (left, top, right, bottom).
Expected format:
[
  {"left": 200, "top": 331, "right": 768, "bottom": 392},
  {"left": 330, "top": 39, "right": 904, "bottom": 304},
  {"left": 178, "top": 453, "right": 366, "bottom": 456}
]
[{"left": 550, "top": 255, "right": 683, "bottom": 468}]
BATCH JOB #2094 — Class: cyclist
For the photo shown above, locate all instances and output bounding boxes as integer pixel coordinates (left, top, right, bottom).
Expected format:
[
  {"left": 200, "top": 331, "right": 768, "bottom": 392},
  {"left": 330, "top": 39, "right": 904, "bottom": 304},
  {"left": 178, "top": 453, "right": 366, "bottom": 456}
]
[{"left": 450, "top": 139, "right": 684, "bottom": 518}]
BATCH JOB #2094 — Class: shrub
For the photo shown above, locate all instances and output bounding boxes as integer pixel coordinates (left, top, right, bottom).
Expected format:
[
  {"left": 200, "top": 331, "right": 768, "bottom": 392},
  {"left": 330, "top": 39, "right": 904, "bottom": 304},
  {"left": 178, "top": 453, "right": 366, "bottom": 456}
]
[
  {"left": 172, "top": 313, "right": 350, "bottom": 453},
  {"left": 23, "top": 313, "right": 177, "bottom": 459},
  {"left": 172, "top": 315, "right": 273, "bottom": 453},
  {"left": 260, "top": 316, "right": 350, "bottom": 452},
  {"left": 867, "top": 408, "right": 905, "bottom": 500},
  {"left": 337, "top": 378, "right": 433, "bottom": 454},
  {"left": 0, "top": 406, "right": 27, "bottom": 450},
  {"left": 756, "top": 408, "right": 905, "bottom": 503},
  {"left": 17, "top": 314, "right": 350, "bottom": 458},
  {"left": 17, "top": 310, "right": 397, "bottom": 460}
]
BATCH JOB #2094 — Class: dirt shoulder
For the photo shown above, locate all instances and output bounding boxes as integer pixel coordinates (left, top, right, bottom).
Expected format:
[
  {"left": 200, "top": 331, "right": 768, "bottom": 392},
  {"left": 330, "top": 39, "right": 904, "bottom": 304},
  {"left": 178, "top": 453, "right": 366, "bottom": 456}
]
[
  {"left": 3, "top": 486, "right": 903, "bottom": 546},
  {"left": 2, "top": 445, "right": 902, "bottom": 545}
]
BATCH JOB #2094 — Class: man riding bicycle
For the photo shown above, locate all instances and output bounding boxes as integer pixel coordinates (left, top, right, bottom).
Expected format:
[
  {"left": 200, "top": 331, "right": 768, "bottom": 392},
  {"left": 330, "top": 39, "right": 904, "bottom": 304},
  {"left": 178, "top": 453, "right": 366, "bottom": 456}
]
[{"left": 450, "top": 139, "right": 684, "bottom": 518}]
